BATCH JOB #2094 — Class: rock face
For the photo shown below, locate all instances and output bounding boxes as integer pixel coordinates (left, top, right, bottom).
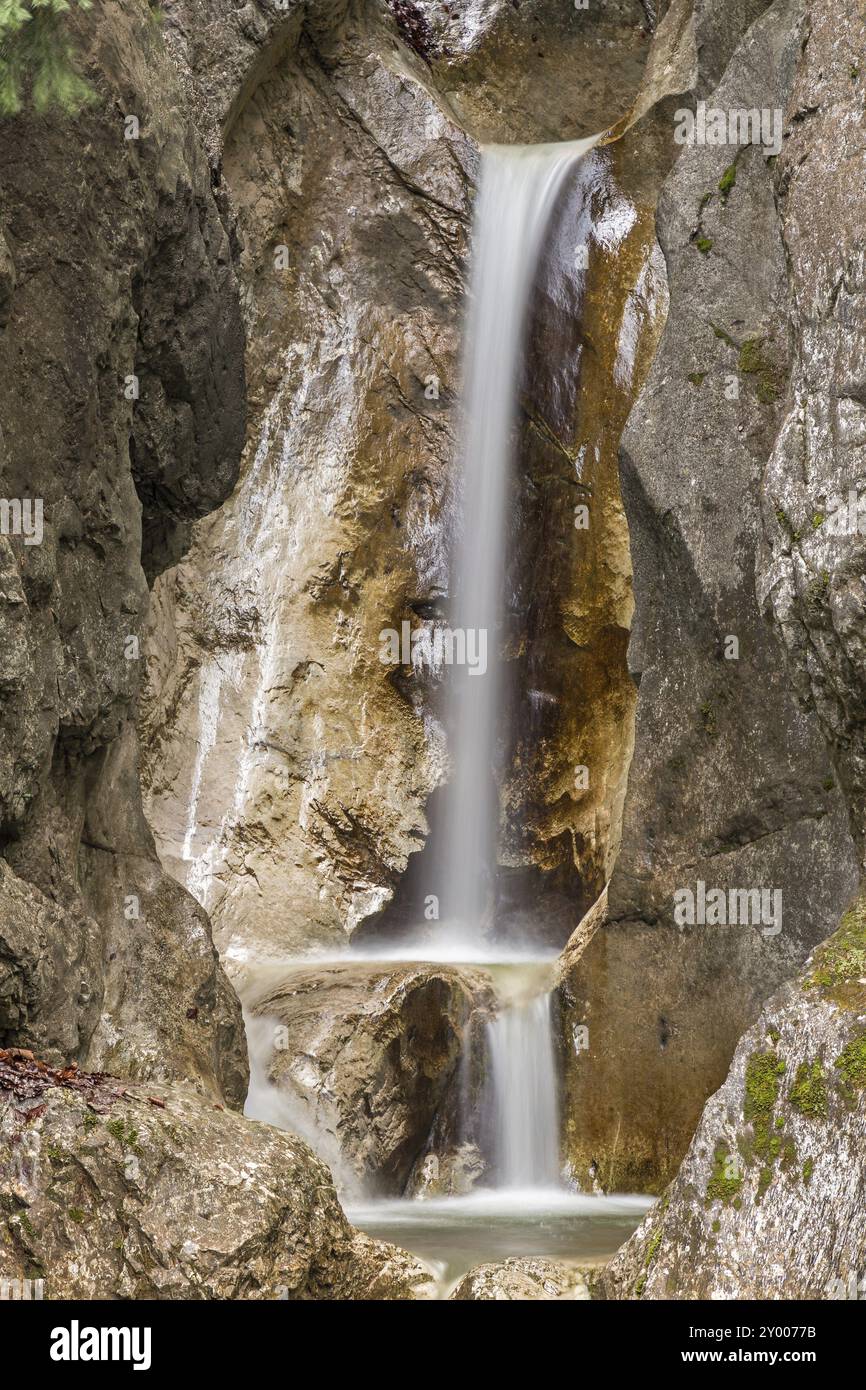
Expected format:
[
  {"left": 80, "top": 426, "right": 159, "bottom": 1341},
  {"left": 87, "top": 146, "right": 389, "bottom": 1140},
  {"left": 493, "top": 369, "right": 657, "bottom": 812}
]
[
  {"left": 243, "top": 962, "right": 495, "bottom": 1196},
  {"left": 140, "top": 0, "right": 681, "bottom": 960},
  {"left": 559, "top": 0, "right": 861, "bottom": 1193},
  {"left": 449, "top": 1257, "right": 592, "bottom": 1302},
  {"left": 407, "top": 1140, "right": 485, "bottom": 1200},
  {"left": 0, "top": 1051, "right": 435, "bottom": 1300},
  {"left": 759, "top": 0, "right": 866, "bottom": 858},
  {"left": 140, "top": 4, "right": 475, "bottom": 958},
  {"left": 0, "top": 0, "right": 247, "bottom": 1103},
  {"left": 602, "top": 898, "right": 866, "bottom": 1299}
]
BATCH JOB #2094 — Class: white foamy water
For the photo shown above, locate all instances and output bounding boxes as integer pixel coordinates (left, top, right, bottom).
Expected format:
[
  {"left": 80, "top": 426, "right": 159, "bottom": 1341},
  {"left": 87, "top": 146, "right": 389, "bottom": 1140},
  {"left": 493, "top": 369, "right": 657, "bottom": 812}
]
[{"left": 435, "top": 138, "right": 597, "bottom": 950}]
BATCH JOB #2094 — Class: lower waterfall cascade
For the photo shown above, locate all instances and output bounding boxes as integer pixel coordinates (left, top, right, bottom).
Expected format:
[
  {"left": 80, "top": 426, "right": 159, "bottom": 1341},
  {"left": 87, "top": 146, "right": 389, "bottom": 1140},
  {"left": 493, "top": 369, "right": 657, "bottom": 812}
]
[{"left": 484, "top": 981, "right": 561, "bottom": 1190}]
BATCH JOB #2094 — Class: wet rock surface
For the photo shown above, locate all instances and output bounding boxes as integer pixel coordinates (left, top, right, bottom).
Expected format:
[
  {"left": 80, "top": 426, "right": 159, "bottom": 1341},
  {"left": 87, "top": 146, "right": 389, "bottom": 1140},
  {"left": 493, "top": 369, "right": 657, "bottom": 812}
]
[
  {"left": 141, "top": 0, "right": 678, "bottom": 960},
  {"left": 601, "top": 898, "right": 866, "bottom": 1299},
  {"left": 244, "top": 961, "right": 495, "bottom": 1196},
  {"left": 141, "top": 8, "right": 474, "bottom": 958}
]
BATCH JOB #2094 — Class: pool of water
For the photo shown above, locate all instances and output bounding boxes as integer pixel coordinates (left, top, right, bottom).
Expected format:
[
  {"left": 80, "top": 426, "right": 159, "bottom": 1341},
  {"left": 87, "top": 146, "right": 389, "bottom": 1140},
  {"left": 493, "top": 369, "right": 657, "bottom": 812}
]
[{"left": 346, "top": 1189, "right": 653, "bottom": 1291}]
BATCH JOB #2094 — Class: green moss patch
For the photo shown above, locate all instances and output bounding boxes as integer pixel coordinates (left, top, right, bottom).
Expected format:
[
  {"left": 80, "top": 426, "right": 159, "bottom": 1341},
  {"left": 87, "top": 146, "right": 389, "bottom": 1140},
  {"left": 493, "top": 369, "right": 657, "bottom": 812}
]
[
  {"left": 805, "top": 897, "right": 866, "bottom": 1008},
  {"left": 105, "top": 1119, "right": 140, "bottom": 1150},
  {"left": 741, "top": 1050, "right": 788, "bottom": 1200},
  {"left": 711, "top": 322, "right": 737, "bottom": 348},
  {"left": 834, "top": 1034, "right": 866, "bottom": 1089},
  {"left": 634, "top": 1227, "right": 663, "bottom": 1298},
  {"left": 745, "top": 1050, "right": 785, "bottom": 1150},
  {"left": 706, "top": 1142, "right": 743, "bottom": 1206},
  {"left": 756, "top": 1165, "right": 774, "bottom": 1200},
  {"left": 780, "top": 1135, "right": 798, "bottom": 1172},
  {"left": 699, "top": 700, "right": 718, "bottom": 736},
  {"left": 738, "top": 337, "right": 783, "bottom": 404},
  {"left": 718, "top": 163, "right": 737, "bottom": 202},
  {"left": 789, "top": 1060, "right": 828, "bottom": 1118}
]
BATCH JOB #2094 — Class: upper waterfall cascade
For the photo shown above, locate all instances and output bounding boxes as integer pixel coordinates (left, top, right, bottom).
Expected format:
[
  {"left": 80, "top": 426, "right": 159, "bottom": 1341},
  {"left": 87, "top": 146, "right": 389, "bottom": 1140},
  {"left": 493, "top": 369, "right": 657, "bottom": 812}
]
[{"left": 435, "top": 138, "right": 598, "bottom": 953}]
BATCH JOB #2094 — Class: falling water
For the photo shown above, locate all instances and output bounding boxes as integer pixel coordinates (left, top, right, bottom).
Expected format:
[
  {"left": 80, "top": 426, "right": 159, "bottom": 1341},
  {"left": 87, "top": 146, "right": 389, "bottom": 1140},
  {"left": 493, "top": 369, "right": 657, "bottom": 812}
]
[
  {"left": 437, "top": 138, "right": 597, "bottom": 948},
  {"left": 224, "top": 133, "right": 654, "bottom": 1282},
  {"left": 484, "top": 967, "right": 561, "bottom": 1188}
]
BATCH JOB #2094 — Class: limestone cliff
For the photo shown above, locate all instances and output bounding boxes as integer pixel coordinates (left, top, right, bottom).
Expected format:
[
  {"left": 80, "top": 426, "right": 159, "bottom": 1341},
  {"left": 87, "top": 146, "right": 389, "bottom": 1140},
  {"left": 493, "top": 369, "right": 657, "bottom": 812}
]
[
  {"left": 0, "top": 0, "right": 247, "bottom": 1105},
  {"left": 559, "top": 0, "right": 862, "bottom": 1193}
]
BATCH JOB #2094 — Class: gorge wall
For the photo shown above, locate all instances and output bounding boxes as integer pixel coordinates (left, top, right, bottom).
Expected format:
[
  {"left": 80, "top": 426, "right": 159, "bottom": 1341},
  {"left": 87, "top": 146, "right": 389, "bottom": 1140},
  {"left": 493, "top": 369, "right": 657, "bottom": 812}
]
[
  {"left": 559, "top": 0, "right": 864, "bottom": 1194},
  {"left": 0, "top": 0, "right": 247, "bottom": 1105},
  {"left": 139, "top": 0, "right": 674, "bottom": 963},
  {"left": 2, "top": 0, "right": 865, "bottom": 1297}
]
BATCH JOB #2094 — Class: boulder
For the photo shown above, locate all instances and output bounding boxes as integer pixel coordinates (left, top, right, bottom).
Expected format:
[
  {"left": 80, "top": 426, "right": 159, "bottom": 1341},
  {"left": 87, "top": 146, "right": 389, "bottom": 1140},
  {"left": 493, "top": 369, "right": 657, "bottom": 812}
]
[
  {"left": 449, "top": 1257, "right": 592, "bottom": 1301},
  {"left": 0, "top": 1050, "right": 436, "bottom": 1300},
  {"left": 244, "top": 961, "right": 495, "bottom": 1195},
  {"left": 601, "top": 897, "right": 866, "bottom": 1299}
]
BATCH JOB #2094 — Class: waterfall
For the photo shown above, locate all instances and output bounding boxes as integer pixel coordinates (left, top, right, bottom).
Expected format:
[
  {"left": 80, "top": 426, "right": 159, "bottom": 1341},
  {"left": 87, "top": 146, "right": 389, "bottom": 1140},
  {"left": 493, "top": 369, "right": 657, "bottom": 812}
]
[
  {"left": 484, "top": 967, "right": 561, "bottom": 1188},
  {"left": 436, "top": 138, "right": 597, "bottom": 949}
]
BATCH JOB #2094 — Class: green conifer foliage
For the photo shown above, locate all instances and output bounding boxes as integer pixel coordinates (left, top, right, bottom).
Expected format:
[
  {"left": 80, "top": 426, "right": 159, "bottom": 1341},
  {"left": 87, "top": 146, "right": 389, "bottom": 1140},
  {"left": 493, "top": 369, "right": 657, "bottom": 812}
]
[{"left": 0, "top": 0, "right": 94, "bottom": 116}]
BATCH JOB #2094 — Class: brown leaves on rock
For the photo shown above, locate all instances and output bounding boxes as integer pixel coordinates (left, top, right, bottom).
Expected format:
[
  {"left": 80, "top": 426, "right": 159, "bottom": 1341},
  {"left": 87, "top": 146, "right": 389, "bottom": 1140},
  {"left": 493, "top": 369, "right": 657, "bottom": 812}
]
[
  {"left": 0, "top": 1048, "right": 125, "bottom": 1113},
  {"left": 385, "top": 2, "right": 440, "bottom": 63}
]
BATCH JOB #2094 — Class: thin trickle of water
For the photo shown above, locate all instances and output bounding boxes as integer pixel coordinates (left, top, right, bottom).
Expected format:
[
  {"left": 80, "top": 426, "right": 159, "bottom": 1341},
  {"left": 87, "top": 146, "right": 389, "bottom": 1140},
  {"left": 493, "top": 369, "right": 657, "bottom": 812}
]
[
  {"left": 243, "top": 1005, "right": 355, "bottom": 1195},
  {"left": 436, "top": 138, "right": 597, "bottom": 947}
]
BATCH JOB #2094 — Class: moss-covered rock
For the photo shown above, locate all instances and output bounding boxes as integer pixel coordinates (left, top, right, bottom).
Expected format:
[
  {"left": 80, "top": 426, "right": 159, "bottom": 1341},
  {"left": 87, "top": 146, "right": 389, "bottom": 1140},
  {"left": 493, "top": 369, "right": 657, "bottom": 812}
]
[
  {"left": 805, "top": 896, "right": 866, "bottom": 1010},
  {"left": 789, "top": 1060, "right": 829, "bottom": 1118},
  {"left": 600, "top": 905, "right": 866, "bottom": 1299}
]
